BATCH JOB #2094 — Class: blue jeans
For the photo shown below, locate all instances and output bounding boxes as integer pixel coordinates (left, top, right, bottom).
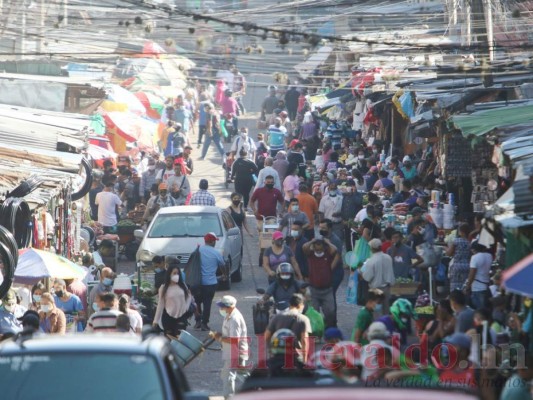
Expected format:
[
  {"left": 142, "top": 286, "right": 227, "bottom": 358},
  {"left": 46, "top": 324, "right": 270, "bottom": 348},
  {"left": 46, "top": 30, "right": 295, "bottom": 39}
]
[
  {"left": 471, "top": 290, "right": 489, "bottom": 309},
  {"left": 201, "top": 132, "right": 225, "bottom": 158}
]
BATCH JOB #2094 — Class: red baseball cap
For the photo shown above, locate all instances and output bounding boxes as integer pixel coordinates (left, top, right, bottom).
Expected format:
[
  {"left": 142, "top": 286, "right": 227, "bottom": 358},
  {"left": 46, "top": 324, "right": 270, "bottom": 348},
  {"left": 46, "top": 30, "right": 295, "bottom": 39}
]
[
  {"left": 272, "top": 231, "right": 284, "bottom": 241},
  {"left": 204, "top": 232, "right": 219, "bottom": 242},
  {"left": 289, "top": 139, "right": 299, "bottom": 149}
]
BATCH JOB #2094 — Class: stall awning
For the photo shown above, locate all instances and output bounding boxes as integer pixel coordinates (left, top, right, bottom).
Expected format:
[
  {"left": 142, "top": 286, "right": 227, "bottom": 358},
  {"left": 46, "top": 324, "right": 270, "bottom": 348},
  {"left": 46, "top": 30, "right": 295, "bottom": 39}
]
[
  {"left": 451, "top": 104, "right": 533, "bottom": 137},
  {"left": 294, "top": 46, "right": 333, "bottom": 79}
]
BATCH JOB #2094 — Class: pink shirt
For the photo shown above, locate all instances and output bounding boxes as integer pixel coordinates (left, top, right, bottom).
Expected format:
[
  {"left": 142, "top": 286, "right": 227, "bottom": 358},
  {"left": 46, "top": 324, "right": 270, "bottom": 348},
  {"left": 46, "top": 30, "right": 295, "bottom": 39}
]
[
  {"left": 220, "top": 96, "right": 239, "bottom": 115},
  {"left": 283, "top": 174, "right": 300, "bottom": 201}
]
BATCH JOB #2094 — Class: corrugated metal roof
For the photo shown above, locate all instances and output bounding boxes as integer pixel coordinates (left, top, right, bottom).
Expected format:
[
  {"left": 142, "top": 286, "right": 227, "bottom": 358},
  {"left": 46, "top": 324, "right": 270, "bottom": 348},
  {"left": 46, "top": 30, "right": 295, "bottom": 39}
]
[{"left": 0, "top": 104, "right": 88, "bottom": 152}]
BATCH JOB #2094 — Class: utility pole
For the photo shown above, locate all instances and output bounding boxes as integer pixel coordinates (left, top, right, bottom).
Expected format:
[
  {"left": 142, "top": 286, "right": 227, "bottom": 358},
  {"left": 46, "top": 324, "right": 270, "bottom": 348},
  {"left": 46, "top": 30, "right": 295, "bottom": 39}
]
[
  {"left": 37, "top": 0, "right": 45, "bottom": 53},
  {"left": 63, "top": 0, "right": 68, "bottom": 26},
  {"left": 484, "top": 0, "right": 494, "bottom": 61}
]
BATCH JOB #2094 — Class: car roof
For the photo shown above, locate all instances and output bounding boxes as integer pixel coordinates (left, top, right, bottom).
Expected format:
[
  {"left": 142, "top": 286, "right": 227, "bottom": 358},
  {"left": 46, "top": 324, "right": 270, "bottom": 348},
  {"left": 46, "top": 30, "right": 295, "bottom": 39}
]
[
  {"left": 0, "top": 334, "right": 168, "bottom": 356},
  {"left": 157, "top": 206, "right": 221, "bottom": 215},
  {"left": 233, "top": 387, "right": 478, "bottom": 400}
]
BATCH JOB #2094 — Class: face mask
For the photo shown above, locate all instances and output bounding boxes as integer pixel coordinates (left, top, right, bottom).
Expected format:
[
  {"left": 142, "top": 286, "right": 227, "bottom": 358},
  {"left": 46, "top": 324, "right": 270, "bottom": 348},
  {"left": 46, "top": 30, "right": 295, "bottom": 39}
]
[
  {"left": 358, "top": 155, "right": 365, "bottom": 160},
  {"left": 291, "top": 205, "right": 299, "bottom": 212},
  {"left": 103, "top": 278, "right": 113, "bottom": 287},
  {"left": 265, "top": 183, "right": 274, "bottom": 189},
  {"left": 55, "top": 290, "right": 64, "bottom": 298},
  {"left": 155, "top": 268, "right": 163, "bottom": 273},
  {"left": 92, "top": 302, "right": 100, "bottom": 312},
  {"left": 280, "top": 274, "right": 292, "bottom": 280},
  {"left": 319, "top": 229, "right": 329, "bottom": 237},
  {"left": 148, "top": 165, "right": 155, "bottom": 171},
  {"left": 329, "top": 191, "right": 337, "bottom": 197},
  {"left": 401, "top": 317, "right": 409, "bottom": 324},
  {"left": 241, "top": 132, "right": 248, "bottom": 138},
  {"left": 232, "top": 200, "right": 241, "bottom": 206},
  {"left": 33, "top": 294, "right": 42, "bottom": 303},
  {"left": 314, "top": 251, "right": 325, "bottom": 258},
  {"left": 4, "top": 304, "right": 15, "bottom": 313},
  {"left": 171, "top": 275, "right": 181, "bottom": 283},
  {"left": 418, "top": 228, "right": 426, "bottom": 235},
  {"left": 375, "top": 304, "right": 383, "bottom": 312},
  {"left": 219, "top": 309, "right": 227, "bottom": 318},
  {"left": 274, "top": 240, "right": 284, "bottom": 247},
  {"left": 290, "top": 230, "right": 300, "bottom": 238},
  {"left": 41, "top": 304, "right": 52, "bottom": 313}
]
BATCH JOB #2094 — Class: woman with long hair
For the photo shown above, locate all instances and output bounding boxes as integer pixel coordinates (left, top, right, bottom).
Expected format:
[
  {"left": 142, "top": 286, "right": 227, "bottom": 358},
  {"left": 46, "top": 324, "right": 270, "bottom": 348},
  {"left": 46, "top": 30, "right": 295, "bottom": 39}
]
[
  {"left": 30, "top": 282, "right": 46, "bottom": 311},
  {"left": 227, "top": 192, "right": 250, "bottom": 235},
  {"left": 153, "top": 265, "right": 193, "bottom": 337},
  {"left": 39, "top": 293, "right": 66, "bottom": 334}
]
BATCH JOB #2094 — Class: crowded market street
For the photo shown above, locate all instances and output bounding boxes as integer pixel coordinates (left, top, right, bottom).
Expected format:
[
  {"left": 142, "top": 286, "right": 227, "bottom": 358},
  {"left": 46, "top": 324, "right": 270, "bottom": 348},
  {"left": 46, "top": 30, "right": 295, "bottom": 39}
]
[{"left": 0, "top": 1, "right": 533, "bottom": 400}]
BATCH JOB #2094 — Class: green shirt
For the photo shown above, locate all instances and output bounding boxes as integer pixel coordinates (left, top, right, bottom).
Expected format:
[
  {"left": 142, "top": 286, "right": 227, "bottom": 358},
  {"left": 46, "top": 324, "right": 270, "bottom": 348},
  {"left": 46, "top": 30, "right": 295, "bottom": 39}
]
[
  {"left": 500, "top": 374, "right": 532, "bottom": 400},
  {"left": 351, "top": 307, "right": 373, "bottom": 345}
]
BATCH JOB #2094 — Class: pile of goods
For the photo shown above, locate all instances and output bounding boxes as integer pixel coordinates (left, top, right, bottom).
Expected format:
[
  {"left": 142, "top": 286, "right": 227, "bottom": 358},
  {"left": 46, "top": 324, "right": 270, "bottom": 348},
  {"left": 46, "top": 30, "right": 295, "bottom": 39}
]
[{"left": 392, "top": 203, "right": 409, "bottom": 216}]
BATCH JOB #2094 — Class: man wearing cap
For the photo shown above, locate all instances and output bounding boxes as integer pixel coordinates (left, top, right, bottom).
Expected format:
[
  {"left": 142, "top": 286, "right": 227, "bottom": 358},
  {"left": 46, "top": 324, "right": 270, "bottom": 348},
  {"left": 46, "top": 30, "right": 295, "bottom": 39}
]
[
  {"left": 166, "top": 160, "right": 190, "bottom": 205},
  {"left": 212, "top": 295, "right": 249, "bottom": 397},
  {"left": 361, "top": 239, "right": 395, "bottom": 314},
  {"left": 189, "top": 179, "right": 216, "bottom": 206},
  {"left": 0, "top": 290, "right": 23, "bottom": 337},
  {"left": 193, "top": 233, "right": 225, "bottom": 331},
  {"left": 147, "top": 183, "right": 176, "bottom": 216}
]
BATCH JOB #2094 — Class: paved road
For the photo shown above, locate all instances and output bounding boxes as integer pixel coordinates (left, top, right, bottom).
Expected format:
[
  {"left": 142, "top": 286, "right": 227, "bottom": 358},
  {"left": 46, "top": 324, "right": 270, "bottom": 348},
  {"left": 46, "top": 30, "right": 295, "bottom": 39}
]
[{"left": 116, "top": 64, "right": 357, "bottom": 398}]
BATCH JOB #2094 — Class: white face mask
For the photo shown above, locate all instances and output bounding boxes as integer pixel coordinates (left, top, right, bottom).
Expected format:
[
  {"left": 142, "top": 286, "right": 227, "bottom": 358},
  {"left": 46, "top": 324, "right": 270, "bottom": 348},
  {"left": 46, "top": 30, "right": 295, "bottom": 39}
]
[
  {"left": 290, "top": 230, "right": 300, "bottom": 238},
  {"left": 401, "top": 317, "right": 409, "bottom": 324},
  {"left": 291, "top": 205, "right": 299, "bottom": 212},
  {"left": 419, "top": 228, "right": 426, "bottom": 235},
  {"left": 358, "top": 155, "right": 365, "bottom": 160},
  {"left": 41, "top": 304, "right": 52, "bottom": 313},
  {"left": 314, "top": 251, "right": 325, "bottom": 258},
  {"left": 219, "top": 309, "right": 227, "bottom": 318},
  {"left": 171, "top": 275, "right": 181, "bottom": 283},
  {"left": 280, "top": 274, "right": 292, "bottom": 280},
  {"left": 148, "top": 165, "right": 156, "bottom": 171}
]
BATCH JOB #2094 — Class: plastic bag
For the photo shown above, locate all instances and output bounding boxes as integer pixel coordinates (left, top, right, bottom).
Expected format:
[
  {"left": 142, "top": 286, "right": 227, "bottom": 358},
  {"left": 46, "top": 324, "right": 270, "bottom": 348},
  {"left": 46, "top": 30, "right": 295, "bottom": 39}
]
[
  {"left": 352, "top": 238, "right": 371, "bottom": 270},
  {"left": 346, "top": 272, "right": 358, "bottom": 305},
  {"left": 305, "top": 305, "right": 325, "bottom": 339}
]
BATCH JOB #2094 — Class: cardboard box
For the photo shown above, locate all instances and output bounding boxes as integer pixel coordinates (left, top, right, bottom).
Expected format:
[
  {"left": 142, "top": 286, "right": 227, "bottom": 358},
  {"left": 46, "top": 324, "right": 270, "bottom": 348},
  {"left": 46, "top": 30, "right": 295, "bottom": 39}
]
[{"left": 259, "top": 232, "right": 273, "bottom": 248}]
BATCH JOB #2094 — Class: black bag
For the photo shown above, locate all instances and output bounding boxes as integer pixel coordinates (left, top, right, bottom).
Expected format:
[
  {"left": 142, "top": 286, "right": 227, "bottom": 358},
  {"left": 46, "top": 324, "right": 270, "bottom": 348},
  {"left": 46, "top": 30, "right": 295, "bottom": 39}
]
[
  {"left": 253, "top": 303, "right": 270, "bottom": 335},
  {"left": 184, "top": 246, "right": 202, "bottom": 288},
  {"left": 357, "top": 276, "right": 370, "bottom": 306}
]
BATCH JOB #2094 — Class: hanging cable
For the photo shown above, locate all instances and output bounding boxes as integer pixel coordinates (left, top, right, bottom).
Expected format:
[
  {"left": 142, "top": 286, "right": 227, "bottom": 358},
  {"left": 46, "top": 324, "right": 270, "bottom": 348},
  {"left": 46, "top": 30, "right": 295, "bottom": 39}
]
[{"left": 71, "top": 158, "right": 93, "bottom": 201}]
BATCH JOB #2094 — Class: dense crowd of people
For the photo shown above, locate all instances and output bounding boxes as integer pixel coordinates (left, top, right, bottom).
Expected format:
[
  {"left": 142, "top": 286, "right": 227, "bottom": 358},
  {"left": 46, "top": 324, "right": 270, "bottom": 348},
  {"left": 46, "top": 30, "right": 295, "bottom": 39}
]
[{"left": 0, "top": 69, "right": 532, "bottom": 400}]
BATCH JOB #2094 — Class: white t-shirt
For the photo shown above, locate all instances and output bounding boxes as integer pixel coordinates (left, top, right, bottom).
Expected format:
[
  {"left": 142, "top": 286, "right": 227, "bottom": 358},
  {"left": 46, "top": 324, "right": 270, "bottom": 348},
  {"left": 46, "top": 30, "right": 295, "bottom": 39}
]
[
  {"left": 156, "top": 168, "right": 175, "bottom": 183},
  {"left": 95, "top": 191, "right": 122, "bottom": 227},
  {"left": 470, "top": 252, "right": 493, "bottom": 292},
  {"left": 354, "top": 207, "right": 368, "bottom": 223}
]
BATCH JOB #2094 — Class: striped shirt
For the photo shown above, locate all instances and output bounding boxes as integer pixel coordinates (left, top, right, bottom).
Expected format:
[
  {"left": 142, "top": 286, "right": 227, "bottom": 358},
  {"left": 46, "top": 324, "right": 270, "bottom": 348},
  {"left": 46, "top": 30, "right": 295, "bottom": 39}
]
[
  {"left": 85, "top": 309, "right": 122, "bottom": 333},
  {"left": 268, "top": 125, "right": 287, "bottom": 152}
]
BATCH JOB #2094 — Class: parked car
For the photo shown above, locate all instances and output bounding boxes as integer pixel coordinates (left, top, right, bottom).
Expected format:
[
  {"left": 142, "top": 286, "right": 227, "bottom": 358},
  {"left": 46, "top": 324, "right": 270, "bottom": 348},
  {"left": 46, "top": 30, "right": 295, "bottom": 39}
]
[
  {"left": 0, "top": 333, "right": 208, "bottom": 400},
  {"left": 135, "top": 206, "right": 243, "bottom": 290}
]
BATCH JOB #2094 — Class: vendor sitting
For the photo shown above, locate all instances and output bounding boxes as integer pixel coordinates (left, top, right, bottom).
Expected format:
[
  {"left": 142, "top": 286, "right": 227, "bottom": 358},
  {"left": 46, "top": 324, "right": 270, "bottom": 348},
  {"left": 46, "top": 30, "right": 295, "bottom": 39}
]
[{"left": 92, "top": 240, "right": 116, "bottom": 273}]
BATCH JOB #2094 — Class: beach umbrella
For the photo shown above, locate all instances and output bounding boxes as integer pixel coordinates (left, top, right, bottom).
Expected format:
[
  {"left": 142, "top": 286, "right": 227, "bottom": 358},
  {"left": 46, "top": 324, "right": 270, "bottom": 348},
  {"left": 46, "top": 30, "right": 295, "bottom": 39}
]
[
  {"left": 502, "top": 253, "right": 533, "bottom": 297},
  {"left": 14, "top": 248, "right": 87, "bottom": 285},
  {"left": 106, "top": 84, "right": 146, "bottom": 115},
  {"left": 134, "top": 91, "right": 165, "bottom": 119}
]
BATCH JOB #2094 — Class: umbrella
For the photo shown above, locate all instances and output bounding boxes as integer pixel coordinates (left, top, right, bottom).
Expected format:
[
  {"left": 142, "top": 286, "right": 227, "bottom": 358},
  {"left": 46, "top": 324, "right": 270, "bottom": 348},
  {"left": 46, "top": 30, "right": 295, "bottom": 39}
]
[
  {"left": 106, "top": 84, "right": 146, "bottom": 115},
  {"left": 134, "top": 91, "right": 165, "bottom": 119},
  {"left": 502, "top": 253, "right": 533, "bottom": 297},
  {"left": 14, "top": 248, "right": 87, "bottom": 285}
]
